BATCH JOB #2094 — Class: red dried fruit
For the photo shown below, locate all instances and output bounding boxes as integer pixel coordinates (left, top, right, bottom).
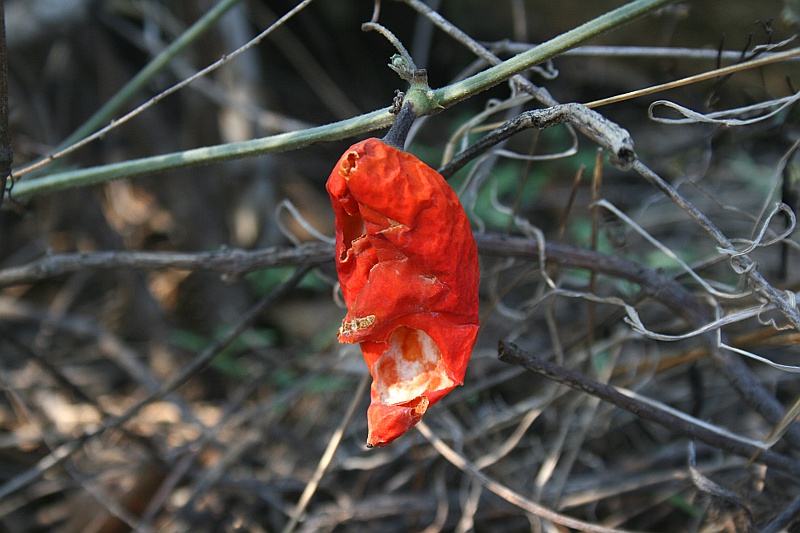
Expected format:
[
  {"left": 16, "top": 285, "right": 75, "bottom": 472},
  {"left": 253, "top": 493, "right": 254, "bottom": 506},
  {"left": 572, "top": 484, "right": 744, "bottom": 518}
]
[{"left": 326, "top": 137, "right": 480, "bottom": 447}]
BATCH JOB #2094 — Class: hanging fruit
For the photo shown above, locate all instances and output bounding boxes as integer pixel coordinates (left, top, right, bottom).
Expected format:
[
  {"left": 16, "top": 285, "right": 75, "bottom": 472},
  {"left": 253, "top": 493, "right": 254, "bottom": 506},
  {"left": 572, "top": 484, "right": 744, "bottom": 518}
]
[{"left": 326, "top": 107, "right": 480, "bottom": 447}]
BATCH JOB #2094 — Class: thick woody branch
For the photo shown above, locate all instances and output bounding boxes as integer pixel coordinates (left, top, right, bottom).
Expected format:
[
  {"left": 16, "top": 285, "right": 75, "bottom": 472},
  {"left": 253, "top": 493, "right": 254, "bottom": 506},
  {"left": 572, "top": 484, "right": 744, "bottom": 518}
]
[{"left": 0, "top": 242, "right": 333, "bottom": 287}]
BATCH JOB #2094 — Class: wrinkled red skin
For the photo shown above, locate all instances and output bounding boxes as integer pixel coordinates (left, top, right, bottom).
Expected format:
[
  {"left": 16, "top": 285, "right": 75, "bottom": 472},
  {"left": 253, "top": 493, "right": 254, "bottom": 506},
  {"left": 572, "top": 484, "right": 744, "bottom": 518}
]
[{"left": 326, "top": 138, "right": 480, "bottom": 447}]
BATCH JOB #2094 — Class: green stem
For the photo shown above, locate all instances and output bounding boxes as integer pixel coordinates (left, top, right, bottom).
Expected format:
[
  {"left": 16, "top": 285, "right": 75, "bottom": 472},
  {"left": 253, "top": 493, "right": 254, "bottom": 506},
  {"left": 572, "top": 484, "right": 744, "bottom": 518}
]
[
  {"left": 11, "top": 0, "right": 673, "bottom": 201},
  {"left": 12, "top": 109, "right": 391, "bottom": 199}
]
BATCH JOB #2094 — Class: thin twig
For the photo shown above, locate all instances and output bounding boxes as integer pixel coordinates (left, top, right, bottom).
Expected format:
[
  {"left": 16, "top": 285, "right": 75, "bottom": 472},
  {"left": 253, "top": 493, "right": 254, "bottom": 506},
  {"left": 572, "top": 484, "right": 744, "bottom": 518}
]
[
  {"left": 631, "top": 160, "right": 800, "bottom": 330},
  {"left": 255, "top": 3, "right": 360, "bottom": 120},
  {"left": 492, "top": 42, "right": 800, "bottom": 62},
  {"left": 164, "top": 359, "right": 339, "bottom": 531},
  {"left": 760, "top": 493, "right": 800, "bottom": 533},
  {"left": 56, "top": 0, "right": 244, "bottom": 153},
  {"left": 687, "top": 442, "right": 754, "bottom": 529},
  {"left": 0, "top": 326, "right": 117, "bottom": 419},
  {"left": 11, "top": 0, "right": 315, "bottom": 183},
  {"left": 584, "top": 47, "right": 800, "bottom": 108},
  {"left": 416, "top": 421, "right": 642, "bottom": 533},
  {"left": 361, "top": 22, "right": 417, "bottom": 73},
  {"left": 588, "top": 149, "right": 603, "bottom": 353},
  {"left": 497, "top": 342, "right": 800, "bottom": 479},
  {"left": 281, "top": 373, "right": 369, "bottom": 533},
  {"left": 558, "top": 457, "right": 748, "bottom": 510}
]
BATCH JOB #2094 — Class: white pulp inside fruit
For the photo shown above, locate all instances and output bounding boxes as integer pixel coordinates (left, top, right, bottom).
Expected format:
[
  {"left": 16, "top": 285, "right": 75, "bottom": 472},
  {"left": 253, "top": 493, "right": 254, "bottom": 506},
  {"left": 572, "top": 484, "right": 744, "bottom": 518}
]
[{"left": 373, "top": 327, "right": 453, "bottom": 405}]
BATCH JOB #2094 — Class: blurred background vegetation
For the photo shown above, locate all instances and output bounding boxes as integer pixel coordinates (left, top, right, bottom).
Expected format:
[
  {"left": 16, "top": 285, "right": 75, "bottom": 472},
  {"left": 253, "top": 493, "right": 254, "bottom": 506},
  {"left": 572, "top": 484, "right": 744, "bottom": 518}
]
[{"left": 2, "top": 0, "right": 800, "bottom": 531}]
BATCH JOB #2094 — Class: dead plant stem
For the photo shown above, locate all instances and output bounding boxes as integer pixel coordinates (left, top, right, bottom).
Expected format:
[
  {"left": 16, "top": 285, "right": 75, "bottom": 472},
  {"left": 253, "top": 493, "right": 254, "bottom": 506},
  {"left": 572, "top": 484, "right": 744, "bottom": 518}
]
[
  {"left": 632, "top": 160, "right": 800, "bottom": 330},
  {"left": 498, "top": 342, "right": 800, "bottom": 478},
  {"left": 416, "top": 420, "right": 642, "bottom": 533},
  {"left": 281, "top": 373, "right": 370, "bottom": 533}
]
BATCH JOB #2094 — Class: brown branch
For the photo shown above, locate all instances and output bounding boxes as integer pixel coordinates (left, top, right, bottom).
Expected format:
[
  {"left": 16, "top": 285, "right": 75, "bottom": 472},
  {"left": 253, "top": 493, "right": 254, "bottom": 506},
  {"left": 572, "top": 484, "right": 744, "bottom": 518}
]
[
  {"left": 0, "top": 235, "right": 714, "bottom": 312},
  {"left": 439, "top": 104, "right": 635, "bottom": 179},
  {"left": 0, "top": 242, "right": 333, "bottom": 287},
  {"left": 497, "top": 341, "right": 800, "bottom": 479},
  {"left": 474, "top": 233, "right": 708, "bottom": 322}
]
